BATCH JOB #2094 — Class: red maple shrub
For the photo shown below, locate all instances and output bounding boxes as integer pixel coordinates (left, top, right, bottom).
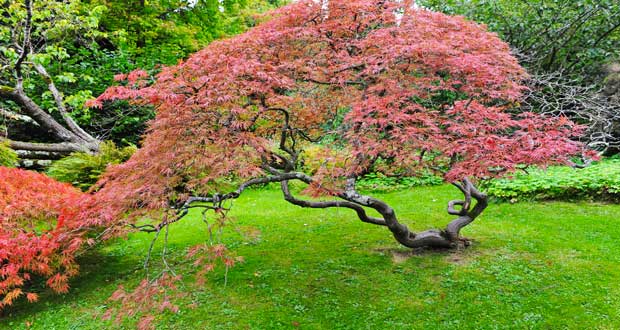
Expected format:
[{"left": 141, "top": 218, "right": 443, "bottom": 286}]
[
  {"left": 0, "top": 167, "right": 93, "bottom": 308},
  {"left": 88, "top": 0, "right": 588, "bottom": 249}
]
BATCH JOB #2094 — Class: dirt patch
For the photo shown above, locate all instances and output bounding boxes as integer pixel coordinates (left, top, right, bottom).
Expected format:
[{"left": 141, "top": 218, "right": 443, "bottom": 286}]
[
  {"left": 445, "top": 252, "right": 468, "bottom": 265},
  {"left": 391, "top": 249, "right": 415, "bottom": 263},
  {"left": 375, "top": 240, "right": 478, "bottom": 265}
]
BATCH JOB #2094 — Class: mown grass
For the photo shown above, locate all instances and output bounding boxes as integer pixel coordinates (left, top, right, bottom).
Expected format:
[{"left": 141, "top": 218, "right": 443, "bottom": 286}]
[{"left": 2, "top": 185, "right": 620, "bottom": 329}]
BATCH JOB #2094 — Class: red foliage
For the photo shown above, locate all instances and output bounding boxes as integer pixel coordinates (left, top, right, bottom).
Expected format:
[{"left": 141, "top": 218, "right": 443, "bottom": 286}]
[
  {"left": 0, "top": 167, "right": 93, "bottom": 308},
  {"left": 1, "top": 0, "right": 593, "bottom": 318},
  {"left": 103, "top": 273, "right": 185, "bottom": 330},
  {"left": 88, "top": 0, "right": 586, "bottom": 222}
]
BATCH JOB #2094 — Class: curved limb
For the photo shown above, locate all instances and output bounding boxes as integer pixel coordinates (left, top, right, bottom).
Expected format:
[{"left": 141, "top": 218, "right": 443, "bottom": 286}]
[
  {"left": 140, "top": 172, "right": 488, "bottom": 251},
  {"left": 444, "top": 178, "right": 488, "bottom": 242},
  {"left": 337, "top": 178, "right": 455, "bottom": 248},
  {"left": 280, "top": 180, "right": 386, "bottom": 226}
]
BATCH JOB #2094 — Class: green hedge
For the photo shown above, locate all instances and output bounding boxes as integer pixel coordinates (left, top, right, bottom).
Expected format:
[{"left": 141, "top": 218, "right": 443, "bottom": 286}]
[
  {"left": 47, "top": 141, "right": 136, "bottom": 191},
  {"left": 357, "top": 171, "right": 443, "bottom": 192},
  {"left": 483, "top": 159, "right": 620, "bottom": 203}
]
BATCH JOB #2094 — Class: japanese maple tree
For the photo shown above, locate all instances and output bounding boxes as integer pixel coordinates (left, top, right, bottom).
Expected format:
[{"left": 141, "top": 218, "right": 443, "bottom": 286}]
[
  {"left": 0, "top": 167, "right": 93, "bottom": 307},
  {"left": 88, "top": 0, "right": 587, "bottom": 249}
]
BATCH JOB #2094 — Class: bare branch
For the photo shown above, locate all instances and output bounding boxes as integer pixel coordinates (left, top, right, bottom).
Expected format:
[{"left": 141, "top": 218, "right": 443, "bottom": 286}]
[
  {"left": 14, "top": 0, "right": 32, "bottom": 90},
  {"left": 0, "top": 107, "right": 39, "bottom": 125},
  {"left": 280, "top": 179, "right": 386, "bottom": 226},
  {"left": 521, "top": 70, "right": 620, "bottom": 154},
  {"left": 32, "top": 63, "right": 97, "bottom": 142},
  {"left": 3, "top": 139, "right": 95, "bottom": 153}
]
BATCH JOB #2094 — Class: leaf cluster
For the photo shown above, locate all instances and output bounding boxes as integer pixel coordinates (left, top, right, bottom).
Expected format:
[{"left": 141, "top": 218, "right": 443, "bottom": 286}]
[
  {"left": 46, "top": 141, "right": 136, "bottom": 191},
  {"left": 0, "top": 167, "right": 94, "bottom": 308}
]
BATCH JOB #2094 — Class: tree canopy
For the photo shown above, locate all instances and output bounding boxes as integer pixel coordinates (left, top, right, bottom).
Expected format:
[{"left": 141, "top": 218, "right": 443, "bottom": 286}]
[{"left": 86, "top": 0, "right": 587, "bottom": 248}]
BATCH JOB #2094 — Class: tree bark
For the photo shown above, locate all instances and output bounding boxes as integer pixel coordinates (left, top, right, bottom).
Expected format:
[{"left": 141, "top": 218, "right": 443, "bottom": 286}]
[
  {"left": 0, "top": 87, "right": 81, "bottom": 143},
  {"left": 0, "top": 87, "right": 99, "bottom": 158}
]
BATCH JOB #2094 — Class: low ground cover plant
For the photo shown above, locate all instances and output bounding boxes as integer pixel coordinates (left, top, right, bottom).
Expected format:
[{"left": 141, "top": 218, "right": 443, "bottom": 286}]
[{"left": 484, "top": 158, "right": 620, "bottom": 202}]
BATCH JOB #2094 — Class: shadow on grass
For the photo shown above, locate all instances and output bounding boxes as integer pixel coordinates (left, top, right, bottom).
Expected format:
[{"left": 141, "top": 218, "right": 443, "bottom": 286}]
[
  {"left": 374, "top": 239, "right": 481, "bottom": 264},
  {"left": 0, "top": 248, "right": 143, "bottom": 321}
]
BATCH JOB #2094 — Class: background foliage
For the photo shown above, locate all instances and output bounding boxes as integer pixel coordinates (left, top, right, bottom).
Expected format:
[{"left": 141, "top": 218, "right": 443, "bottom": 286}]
[
  {"left": 0, "top": 142, "right": 18, "bottom": 167},
  {"left": 418, "top": 0, "right": 620, "bottom": 78},
  {"left": 46, "top": 141, "right": 136, "bottom": 191},
  {"left": 483, "top": 158, "right": 620, "bottom": 203},
  {"left": 1, "top": 0, "right": 281, "bottom": 146}
]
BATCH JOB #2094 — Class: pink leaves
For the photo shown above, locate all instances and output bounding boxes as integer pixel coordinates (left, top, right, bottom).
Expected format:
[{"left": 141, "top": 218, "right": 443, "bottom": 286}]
[
  {"left": 25, "top": 292, "right": 38, "bottom": 303},
  {"left": 105, "top": 273, "right": 185, "bottom": 329},
  {"left": 185, "top": 243, "right": 244, "bottom": 286},
  {"left": 0, "top": 167, "right": 92, "bottom": 307},
  {"left": 86, "top": 0, "right": 587, "bottom": 231},
  {"left": 46, "top": 274, "right": 69, "bottom": 294}
]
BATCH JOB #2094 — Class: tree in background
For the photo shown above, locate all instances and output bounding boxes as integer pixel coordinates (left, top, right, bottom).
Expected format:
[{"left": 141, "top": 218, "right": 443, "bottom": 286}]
[
  {"left": 0, "top": 0, "right": 281, "bottom": 166},
  {"left": 419, "top": 0, "right": 620, "bottom": 154},
  {"left": 0, "top": 0, "right": 102, "bottom": 163}
]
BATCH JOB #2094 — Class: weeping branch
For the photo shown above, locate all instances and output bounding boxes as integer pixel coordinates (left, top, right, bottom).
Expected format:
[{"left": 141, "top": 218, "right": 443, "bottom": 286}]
[{"left": 280, "top": 179, "right": 386, "bottom": 226}]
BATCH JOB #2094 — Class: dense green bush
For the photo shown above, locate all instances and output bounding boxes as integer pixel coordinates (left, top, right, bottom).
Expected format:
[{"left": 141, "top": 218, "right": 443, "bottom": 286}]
[
  {"left": 357, "top": 172, "right": 443, "bottom": 192},
  {"left": 46, "top": 141, "right": 136, "bottom": 191},
  {"left": 482, "top": 159, "right": 620, "bottom": 203},
  {"left": 0, "top": 142, "right": 18, "bottom": 167}
]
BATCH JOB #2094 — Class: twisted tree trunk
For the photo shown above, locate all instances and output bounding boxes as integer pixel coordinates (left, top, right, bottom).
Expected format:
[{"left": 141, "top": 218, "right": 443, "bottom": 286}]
[
  {"left": 158, "top": 172, "right": 488, "bottom": 250},
  {"left": 281, "top": 175, "right": 488, "bottom": 249}
]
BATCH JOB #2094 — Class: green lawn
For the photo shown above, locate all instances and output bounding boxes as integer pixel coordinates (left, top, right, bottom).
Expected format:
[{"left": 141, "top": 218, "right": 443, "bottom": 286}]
[{"left": 2, "top": 185, "right": 620, "bottom": 329}]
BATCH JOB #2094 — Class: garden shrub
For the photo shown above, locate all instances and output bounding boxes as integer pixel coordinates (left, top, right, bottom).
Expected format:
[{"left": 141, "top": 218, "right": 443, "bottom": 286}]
[
  {"left": 47, "top": 141, "right": 136, "bottom": 191},
  {"left": 0, "top": 167, "right": 92, "bottom": 308},
  {"left": 357, "top": 172, "right": 443, "bottom": 192},
  {"left": 483, "top": 159, "right": 620, "bottom": 202},
  {"left": 0, "top": 142, "right": 18, "bottom": 167}
]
